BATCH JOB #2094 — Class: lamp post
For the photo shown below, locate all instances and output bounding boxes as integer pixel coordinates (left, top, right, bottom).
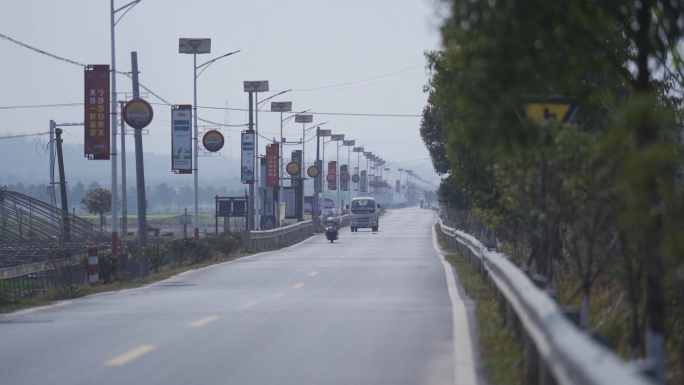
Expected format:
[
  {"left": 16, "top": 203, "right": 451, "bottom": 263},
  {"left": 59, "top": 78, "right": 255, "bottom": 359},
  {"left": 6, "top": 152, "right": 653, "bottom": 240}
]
[
  {"left": 342, "top": 139, "right": 355, "bottom": 209},
  {"left": 295, "top": 114, "right": 313, "bottom": 220},
  {"left": 109, "top": 0, "right": 141, "bottom": 254},
  {"left": 270, "top": 101, "right": 292, "bottom": 213},
  {"left": 330, "top": 134, "right": 344, "bottom": 208},
  {"left": 398, "top": 168, "right": 404, "bottom": 203},
  {"left": 180, "top": 38, "right": 239, "bottom": 239},
  {"left": 353, "top": 146, "right": 364, "bottom": 198},
  {"left": 243, "top": 81, "right": 269, "bottom": 230},
  {"left": 319, "top": 129, "right": 332, "bottom": 201}
]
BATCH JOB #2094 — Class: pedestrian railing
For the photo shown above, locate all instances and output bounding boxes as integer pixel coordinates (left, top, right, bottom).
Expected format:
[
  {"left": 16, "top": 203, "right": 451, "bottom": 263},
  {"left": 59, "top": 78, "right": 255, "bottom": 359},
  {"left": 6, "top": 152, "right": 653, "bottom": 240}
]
[{"left": 437, "top": 217, "right": 656, "bottom": 385}]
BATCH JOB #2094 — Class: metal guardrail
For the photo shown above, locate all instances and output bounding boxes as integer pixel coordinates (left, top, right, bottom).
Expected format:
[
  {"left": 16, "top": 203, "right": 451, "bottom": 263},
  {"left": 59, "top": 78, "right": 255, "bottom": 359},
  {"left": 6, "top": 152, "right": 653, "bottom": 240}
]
[
  {"left": 437, "top": 216, "right": 656, "bottom": 385},
  {"left": 243, "top": 215, "right": 350, "bottom": 252}
]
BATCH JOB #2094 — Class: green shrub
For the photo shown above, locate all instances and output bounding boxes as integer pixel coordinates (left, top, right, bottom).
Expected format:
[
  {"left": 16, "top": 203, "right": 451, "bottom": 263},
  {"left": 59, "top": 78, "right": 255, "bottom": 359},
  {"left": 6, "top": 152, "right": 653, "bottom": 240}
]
[
  {"left": 168, "top": 237, "right": 198, "bottom": 267},
  {"left": 142, "top": 243, "right": 169, "bottom": 273},
  {"left": 204, "top": 231, "right": 242, "bottom": 259}
]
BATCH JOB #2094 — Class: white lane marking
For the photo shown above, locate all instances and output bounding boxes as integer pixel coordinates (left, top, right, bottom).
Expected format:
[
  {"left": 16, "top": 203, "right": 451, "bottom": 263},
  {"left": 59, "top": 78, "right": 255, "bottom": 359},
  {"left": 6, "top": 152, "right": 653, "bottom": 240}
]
[
  {"left": 188, "top": 316, "right": 219, "bottom": 328},
  {"left": 105, "top": 345, "right": 157, "bottom": 366},
  {"left": 432, "top": 223, "right": 478, "bottom": 385}
]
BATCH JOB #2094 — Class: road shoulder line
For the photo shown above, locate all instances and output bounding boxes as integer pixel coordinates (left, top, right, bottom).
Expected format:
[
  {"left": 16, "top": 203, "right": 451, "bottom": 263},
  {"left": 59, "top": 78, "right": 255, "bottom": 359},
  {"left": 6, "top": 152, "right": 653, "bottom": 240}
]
[{"left": 431, "top": 222, "right": 478, "bottom": 385}]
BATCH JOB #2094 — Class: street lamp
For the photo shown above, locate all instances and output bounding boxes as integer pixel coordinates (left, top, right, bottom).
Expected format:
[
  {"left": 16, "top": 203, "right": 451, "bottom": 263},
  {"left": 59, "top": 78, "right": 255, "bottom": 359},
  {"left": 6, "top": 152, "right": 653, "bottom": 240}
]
[
  {"left": 319, "top": 129, "right": 332, "bottom": 200},
  {"left": 295, "top": 114, "right": 313, "bottom": 220},
  {"left": 353, "top": 146, "right": 364, "bottom": 197},
  {"left": 243, "top": 81, "right": 269, "bottom": 230},
  {"left": 330, "top": 134, "right": 345, "bottom": 208},
  {"left": 343, "top": 139, "right": 355, "bottom": 209},
  {"left": 270, "top": 101, "right": 292, "bottom": 214},
  {"left": 180, "top": 38, "right": 239, "bottom": 239},
  {"left": 109, "top": 0, "right": 141, "bottom": 254},
  {"left": 398, "top": 168, "right": 404, "bottom": 203}
]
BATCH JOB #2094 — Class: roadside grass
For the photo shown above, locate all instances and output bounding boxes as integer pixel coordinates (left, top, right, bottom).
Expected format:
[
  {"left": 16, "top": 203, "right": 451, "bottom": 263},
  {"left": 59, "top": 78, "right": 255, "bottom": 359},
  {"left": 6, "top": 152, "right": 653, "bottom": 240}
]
[
  {"left": 0, "top": 231, "right": 320, "bottom": 315},
  {"left": 0, "top": 247, "right": 254, "bottom": 314},
  {"left": 436, "top": 225, "right": 524, "bottom": 385}
]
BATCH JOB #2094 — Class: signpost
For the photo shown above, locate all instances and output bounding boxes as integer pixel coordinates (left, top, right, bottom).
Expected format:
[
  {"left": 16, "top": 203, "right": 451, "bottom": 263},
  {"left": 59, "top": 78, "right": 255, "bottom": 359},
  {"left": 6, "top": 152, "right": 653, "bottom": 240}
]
[
  {"left": 122, "top": 99, "right": 153, "bottom": 129},
  {"left": 202, "top": 130, "right": 225, "bottom": 152},
  {"left": 172, "top": 106, "right": 193, "bottom": 174}
]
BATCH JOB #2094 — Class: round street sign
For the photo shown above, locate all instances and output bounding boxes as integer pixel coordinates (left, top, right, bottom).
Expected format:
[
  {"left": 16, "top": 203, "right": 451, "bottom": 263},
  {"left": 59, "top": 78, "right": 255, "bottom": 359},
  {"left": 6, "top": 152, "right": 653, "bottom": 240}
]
[
  {"left": 286, "top": 161, "right": 301, "bottom": 176},
  {"left": 351, "top": 174, "right": 360, "bottom": 183},
  {"left": 340, "top": 173, "right": 350, "bottom": 183},
  {"left": 202, "top": 130, "right": 225, "bottom": 152},
  {"left": 326, "top": 173, "right": 336, "bottom": 183},
  {"left": 122, "top": 98, "right": 153, "bottom": 129},
  {"left": 307, "top": 165, "right": 320, "bottom": 178}
]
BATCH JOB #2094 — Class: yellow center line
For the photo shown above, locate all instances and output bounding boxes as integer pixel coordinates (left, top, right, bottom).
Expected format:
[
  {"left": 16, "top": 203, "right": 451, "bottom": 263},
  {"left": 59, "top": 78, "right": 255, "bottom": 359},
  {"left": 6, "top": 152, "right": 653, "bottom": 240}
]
[
  {"left": 105, "top": 345, "right": 157, "bottom": 367},
  {"left": 188, "top": 316, "right": 219, "bottom": 328},
  {"left": 308, "top": 271, "right": 319, "bottom": 277},
  {"left": 239, "top": 302, "right": 258, "bottom": 308},
  {"left": 273, "top": 293, "right": 285, "bottom": 298},
  {"left": 292, "top": 282, "right": 305, "bottom": 290}
]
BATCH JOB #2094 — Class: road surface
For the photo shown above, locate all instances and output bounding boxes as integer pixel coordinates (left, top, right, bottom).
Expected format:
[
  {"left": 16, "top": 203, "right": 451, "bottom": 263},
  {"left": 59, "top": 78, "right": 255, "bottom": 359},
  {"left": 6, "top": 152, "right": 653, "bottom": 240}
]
[{"left": 0, "top": 206, "right": 479, "bottom": 385}]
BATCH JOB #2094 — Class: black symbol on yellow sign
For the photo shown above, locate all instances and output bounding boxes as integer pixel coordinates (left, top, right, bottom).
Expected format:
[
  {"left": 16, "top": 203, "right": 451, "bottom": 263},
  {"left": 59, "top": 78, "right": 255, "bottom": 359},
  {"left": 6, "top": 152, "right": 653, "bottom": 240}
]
[{"left": 523, "top": 99, "right": 577, "bottom": 123}]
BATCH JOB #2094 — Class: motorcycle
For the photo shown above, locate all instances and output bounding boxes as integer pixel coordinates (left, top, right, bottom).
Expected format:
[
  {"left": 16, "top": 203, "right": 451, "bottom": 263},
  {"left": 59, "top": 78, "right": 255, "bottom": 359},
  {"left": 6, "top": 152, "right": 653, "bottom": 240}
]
[{"left": 324, "top": 219, "right": 339, "bottom": 243}]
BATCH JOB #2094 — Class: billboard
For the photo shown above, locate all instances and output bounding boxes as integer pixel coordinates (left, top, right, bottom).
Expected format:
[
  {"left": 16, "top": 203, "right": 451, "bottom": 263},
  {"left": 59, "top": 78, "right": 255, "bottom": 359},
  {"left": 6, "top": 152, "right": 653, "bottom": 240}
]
[
  {"left": 84, "top": 65, "right": 110, "bottom": 160},
  {"left": 360, "top": 170, "right": 367, "bottom": 193},
  {"left": 171, "top": 106, "right": 192, "bottom": 174},
  {"left": 327, "top": 161, "right": 337, "bottom": 190},
  {"left": 314, "top": 160, "right": 322, "bottom": 193},
  {"left": 291, "top": 150, "right": 302, "bottom": 187},
  {"left": 283, "top": 187, "right": 297, "bottom": 219},
  {"left": 241, "top": 131, "right": 255, "bottom": 183},
  {"left": 266, "top": 144, "right": 279, "bottom": 187},
  {"left": 340, "top": 164, "right": 349, "bottom": 191}
]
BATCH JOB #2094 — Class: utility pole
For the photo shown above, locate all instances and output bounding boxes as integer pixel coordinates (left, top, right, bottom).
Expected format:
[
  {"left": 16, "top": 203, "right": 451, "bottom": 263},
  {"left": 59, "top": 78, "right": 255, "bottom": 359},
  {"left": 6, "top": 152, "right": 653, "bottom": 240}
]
[
  {"left": 314, "top": 127, "right": 320, "bottom": 230},
  {"left": 109, "top": 0, "right": 119, "bottom": 255},
  {"left": 119, "top": 100, "right": 127, "bottom": 237},
  {"left": 131, "top": 52, "right": 148, "bottom": 247},
  {"left": 55, "top": 128, "right": 70, "bottom": 242},
  {"left": 248, "top": 91, "right": 255, "bottom": 230}
]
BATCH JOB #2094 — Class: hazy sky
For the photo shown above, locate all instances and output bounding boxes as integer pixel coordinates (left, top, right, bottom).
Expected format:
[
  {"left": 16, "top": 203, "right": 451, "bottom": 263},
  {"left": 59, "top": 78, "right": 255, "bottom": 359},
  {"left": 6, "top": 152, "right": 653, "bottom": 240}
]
[{"left": 0, "top": 0, "right": 443, "bottom": 186}]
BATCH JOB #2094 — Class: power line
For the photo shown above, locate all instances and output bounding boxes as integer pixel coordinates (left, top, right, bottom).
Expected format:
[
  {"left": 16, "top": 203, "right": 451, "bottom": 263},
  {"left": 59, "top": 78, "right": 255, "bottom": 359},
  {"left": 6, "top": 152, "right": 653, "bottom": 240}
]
[
  {"left": 0, "top": 132, "right": 49, "bottom": 140},
  {"left": 290, "top": 63, "right": 427, "bottom": 92}
]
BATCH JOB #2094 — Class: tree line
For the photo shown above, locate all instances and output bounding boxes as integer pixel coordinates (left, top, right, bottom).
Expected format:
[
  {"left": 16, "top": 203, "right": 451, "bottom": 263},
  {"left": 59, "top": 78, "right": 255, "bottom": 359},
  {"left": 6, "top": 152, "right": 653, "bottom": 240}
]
[{"left": 422, "top": 0, "right": 683, "bottom": 382}]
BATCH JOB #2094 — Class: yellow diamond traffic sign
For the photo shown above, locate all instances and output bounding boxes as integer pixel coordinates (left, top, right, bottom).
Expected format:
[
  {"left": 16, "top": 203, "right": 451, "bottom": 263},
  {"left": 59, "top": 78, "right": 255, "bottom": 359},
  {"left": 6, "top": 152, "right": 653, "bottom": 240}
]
[{"left": 523, "top": 99, "right": 577, "bottom": 123}]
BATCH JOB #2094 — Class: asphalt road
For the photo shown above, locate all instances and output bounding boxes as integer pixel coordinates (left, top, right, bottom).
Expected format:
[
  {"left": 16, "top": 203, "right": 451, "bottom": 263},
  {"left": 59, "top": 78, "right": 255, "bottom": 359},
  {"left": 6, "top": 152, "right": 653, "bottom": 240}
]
[{"left": 0, "top": 206, "right": 478, "bottom": 385}]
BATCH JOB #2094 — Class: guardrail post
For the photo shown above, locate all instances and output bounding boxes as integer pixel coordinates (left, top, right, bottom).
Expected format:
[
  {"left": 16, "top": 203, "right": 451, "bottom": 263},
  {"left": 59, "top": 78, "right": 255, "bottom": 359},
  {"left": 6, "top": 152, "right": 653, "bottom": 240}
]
[
  {"left": 523, "top": 330, "right": 540, "bottom": 385},
  {"left": 88, "top": 246, "right": 99, "bottom": 284}
]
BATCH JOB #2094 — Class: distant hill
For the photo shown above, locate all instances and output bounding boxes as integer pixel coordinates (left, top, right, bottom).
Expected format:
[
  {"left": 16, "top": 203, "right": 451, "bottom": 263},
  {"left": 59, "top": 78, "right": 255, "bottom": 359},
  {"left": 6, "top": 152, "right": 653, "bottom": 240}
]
[{"left": 0, "top": 137, "right": 243, "bottom": 190}]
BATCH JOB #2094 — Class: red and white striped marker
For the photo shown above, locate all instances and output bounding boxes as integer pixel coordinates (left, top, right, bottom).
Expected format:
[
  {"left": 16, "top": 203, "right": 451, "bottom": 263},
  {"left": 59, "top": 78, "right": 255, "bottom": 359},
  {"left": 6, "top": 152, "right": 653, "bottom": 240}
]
[{"left": 88, "top": 246, "right": 99, "bottom": 283}]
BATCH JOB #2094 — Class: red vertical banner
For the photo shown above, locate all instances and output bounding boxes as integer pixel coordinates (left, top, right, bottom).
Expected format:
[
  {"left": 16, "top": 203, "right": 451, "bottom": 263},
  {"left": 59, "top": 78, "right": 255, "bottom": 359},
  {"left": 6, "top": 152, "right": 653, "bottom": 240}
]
[
  {"left": 84, "top": 65, "right": 110, "bottom": 160},
  {"left": 327, "top": 161, "right": 337, "bottom": 190},
  {"left": 396, "top": 180, "right": 401, "bottom": 193},
  {"left": 266, "top": 144, "right": 279, "bottom": 187}
]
